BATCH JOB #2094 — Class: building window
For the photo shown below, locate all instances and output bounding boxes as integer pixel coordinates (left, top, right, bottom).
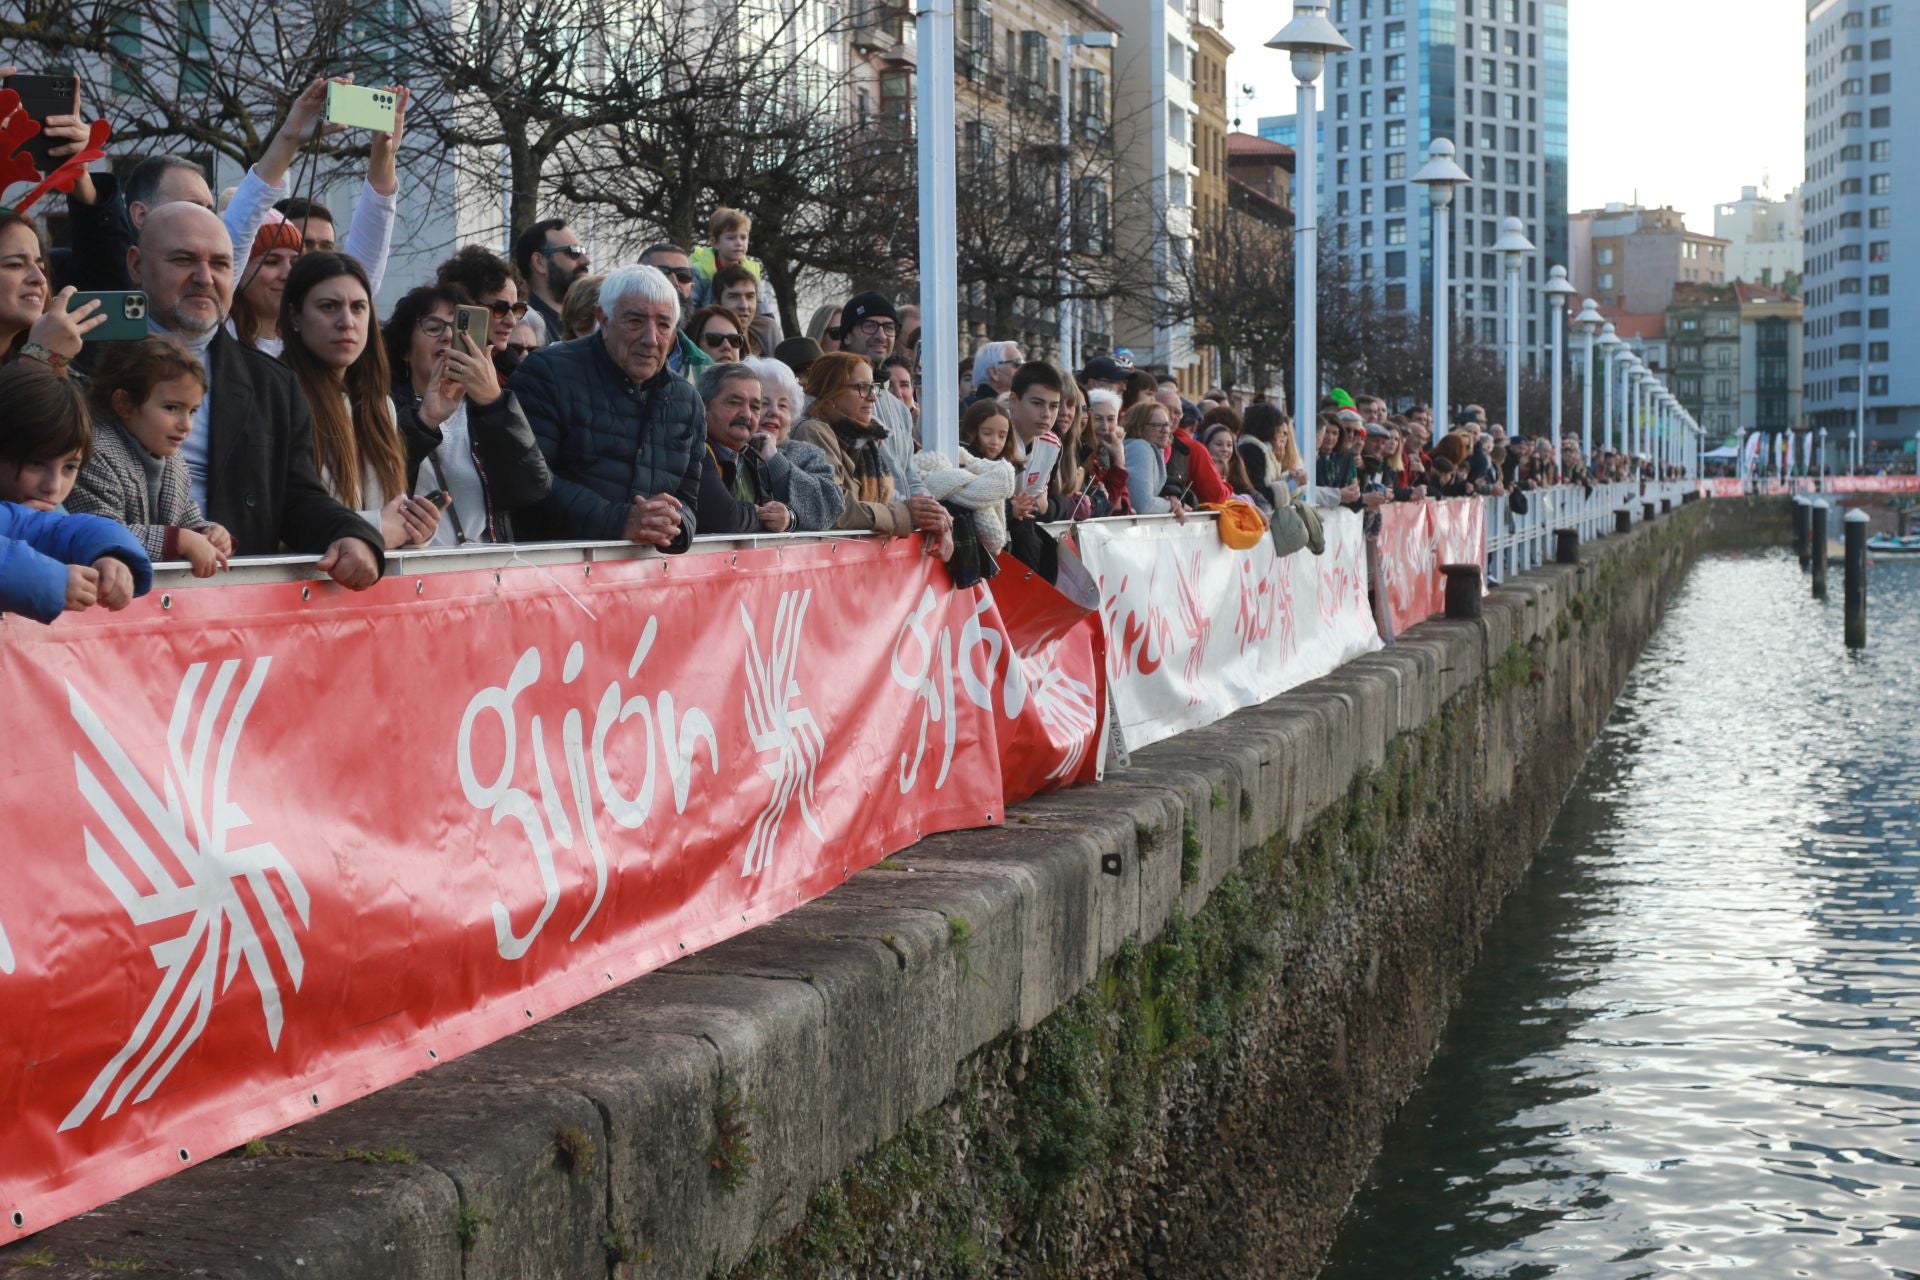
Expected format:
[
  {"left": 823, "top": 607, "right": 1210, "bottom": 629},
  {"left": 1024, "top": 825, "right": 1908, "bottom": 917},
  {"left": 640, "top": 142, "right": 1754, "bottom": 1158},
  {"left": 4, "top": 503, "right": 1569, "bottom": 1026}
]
[
  {"left": 1872, "top": 106, "right": 1891, "bottom": 127},
  {"left": 1385, "top": 54, "right": 1405, "bottom": 80},
  {"left": 1870, "top": 308, "right": 1890, "bottom": 328},
  {"left": 1166, "top": 36, "right": 1186, "bottom": 82},
  {"left": 1872, "top": 73, "right": 1891, "bottom": 92},
  {"left": 1870, "top": 375, "right": 1889, "bottom": 396},
  {"left": 1871, "top": 274, "right": 1890, "bottom": 294},
  {"left": 1385, "top": 87, "right": 1406, "bottom": 113},
  {"left": 1386, "top": 252, "right": 1406, "bottom": 278},
  {"left": 1870, "top": 173, "right": 1892, "bottom": 194},
  {"left": 1871, "top": 241, "right": 1891, "bottom": 261},
  {"left": 1385, "top": 120, "right": 1406, "bottom": 147},
  {"left": 1361, "top": 221, "right": 1375, "bottom": 247},
  {"left": 1871, "top": 139, "right": 1892, "bottom": 160},
  {"left": 1385, "top": 153, "right": 1406, "bottom": 180},
  {"left": 1870, "top": 207, "right": 1891, "bottom": 227},
  {"left": 1386, "top": 22, "right": 1405, "bottom": 48},
  {"left": 1872, "top": 3, "right": 1892, "bottom": 24},
  {"left": 1715, "top": 378, "right": 1732, "bottom": 400},
  {"left": 1386, "top": 218, "right": 1406, "bottom": 245},
  {"left": 1871, "top": 38, "right": 1891, "bottom": 59}
]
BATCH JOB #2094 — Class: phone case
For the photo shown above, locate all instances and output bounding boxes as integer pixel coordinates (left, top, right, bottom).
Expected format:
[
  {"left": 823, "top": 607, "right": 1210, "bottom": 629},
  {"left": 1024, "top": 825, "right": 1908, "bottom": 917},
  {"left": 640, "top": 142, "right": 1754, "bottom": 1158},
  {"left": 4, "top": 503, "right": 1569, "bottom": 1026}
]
[
  {"left": 71, "top": 292, "right": 150, "bottom": 343},
  {"left": 324, "top": 83, "right": 398, "bottom": 132},
  {"left": 0, "top": 75, "right": 79, "bottom": 173}
]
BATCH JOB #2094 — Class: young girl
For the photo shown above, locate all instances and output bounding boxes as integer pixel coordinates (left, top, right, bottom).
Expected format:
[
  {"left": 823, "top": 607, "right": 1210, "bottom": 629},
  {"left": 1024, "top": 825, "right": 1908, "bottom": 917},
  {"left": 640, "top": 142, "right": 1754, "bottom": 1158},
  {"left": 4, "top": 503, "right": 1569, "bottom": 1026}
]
[
  {"left": 0, "top": 361, "right": 151, "bottom": 623},
  {"left": 68, "top": 337, "right": 234, "bottom": 576},
  {"left": 959, "top": 398, "right": 1019, "bottom": 468}
]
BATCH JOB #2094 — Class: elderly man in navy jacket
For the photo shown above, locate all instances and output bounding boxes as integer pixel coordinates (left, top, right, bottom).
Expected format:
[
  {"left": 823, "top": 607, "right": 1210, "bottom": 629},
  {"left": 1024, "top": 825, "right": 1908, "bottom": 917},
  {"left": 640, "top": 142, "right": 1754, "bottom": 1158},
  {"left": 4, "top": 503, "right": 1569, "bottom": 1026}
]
[{"left": 509, "top": 264, "right": 705, "bottom": 550}]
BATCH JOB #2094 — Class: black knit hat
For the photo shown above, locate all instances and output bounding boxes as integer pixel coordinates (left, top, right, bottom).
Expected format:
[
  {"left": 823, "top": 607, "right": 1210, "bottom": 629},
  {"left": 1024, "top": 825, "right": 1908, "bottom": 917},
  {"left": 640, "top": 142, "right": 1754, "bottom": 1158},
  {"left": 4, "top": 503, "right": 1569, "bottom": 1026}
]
[{"left": 841, "top": 291, "right": 898, "bottom": 326}]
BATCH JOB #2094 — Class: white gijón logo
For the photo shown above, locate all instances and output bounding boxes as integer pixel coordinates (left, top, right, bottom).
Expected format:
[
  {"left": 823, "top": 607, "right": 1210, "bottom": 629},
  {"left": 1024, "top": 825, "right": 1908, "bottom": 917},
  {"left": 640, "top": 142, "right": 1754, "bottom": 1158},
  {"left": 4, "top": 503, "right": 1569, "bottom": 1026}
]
[
  {"left": 62, "top": 659, "right": 308, "bottom": 1131},
  {"left": 739, "top": 590, "right": 825, "bottom": 876}
]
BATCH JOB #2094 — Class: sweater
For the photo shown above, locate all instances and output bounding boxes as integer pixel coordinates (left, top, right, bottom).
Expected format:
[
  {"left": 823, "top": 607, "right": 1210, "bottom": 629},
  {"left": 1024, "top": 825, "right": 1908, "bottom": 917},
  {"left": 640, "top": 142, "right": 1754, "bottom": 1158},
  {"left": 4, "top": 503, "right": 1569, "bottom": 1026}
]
[{"left": 912, "top": 448, "right": 1016, "bottom": 552}]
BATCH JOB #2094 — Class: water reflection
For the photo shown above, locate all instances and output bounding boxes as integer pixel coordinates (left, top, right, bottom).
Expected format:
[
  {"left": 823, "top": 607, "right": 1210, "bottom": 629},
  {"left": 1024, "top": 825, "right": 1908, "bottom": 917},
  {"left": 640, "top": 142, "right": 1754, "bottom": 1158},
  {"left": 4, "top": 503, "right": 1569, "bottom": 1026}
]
[{"left": 1320, "top": 551, "right": 1920, "bottom": 1278}]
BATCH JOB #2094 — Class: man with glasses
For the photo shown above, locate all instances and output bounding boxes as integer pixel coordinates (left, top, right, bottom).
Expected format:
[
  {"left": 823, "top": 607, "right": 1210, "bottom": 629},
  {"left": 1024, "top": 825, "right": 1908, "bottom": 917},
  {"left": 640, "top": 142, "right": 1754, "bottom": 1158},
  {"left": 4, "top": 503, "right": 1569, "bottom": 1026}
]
[
  {"left": 511, "top": 218, "right": 592, "bottom": 348},
  {"left": 839, "top": 292, "right": 933, "bottom": 515},
  {"left": 641, "top": 243, "right": 711, "bottom": 378},
  {"left": 510, "top": 264, "right": 704, "bottom": 550}
]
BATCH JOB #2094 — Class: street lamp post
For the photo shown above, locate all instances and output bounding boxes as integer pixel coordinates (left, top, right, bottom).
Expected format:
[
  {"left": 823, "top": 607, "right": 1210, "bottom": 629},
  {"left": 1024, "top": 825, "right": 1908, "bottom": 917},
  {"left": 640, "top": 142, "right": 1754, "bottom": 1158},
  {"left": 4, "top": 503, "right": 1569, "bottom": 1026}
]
[
  {"left": 1543, "top": 265, "right": 1577, "bottom": 471},
  {"left": 1268, "top": 4, "right": 1350, "bottom": 505},
  {"left": 1412, "top": 138, "right": 1471, "bottom": 428},
  {"left": 1057, "top": 26, "right": 1116, "bottom": 378},
  {"left": 1573, "top": 298, "right": 1602, "bottom": 464},
  {"left": 1596, "top": 322, "right": 1621, "bottom": 453},
  {"left": 1493, "top": 216, "right": 1535, "bottom": 437}
]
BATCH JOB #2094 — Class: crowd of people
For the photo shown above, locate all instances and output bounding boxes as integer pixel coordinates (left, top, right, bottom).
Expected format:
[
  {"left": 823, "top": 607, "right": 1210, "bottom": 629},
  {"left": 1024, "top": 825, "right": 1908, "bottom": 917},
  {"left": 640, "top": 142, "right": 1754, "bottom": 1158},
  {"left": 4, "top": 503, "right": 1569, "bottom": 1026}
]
[{"left": 0, "top": 74, "right": 1674, "bottom": 625}]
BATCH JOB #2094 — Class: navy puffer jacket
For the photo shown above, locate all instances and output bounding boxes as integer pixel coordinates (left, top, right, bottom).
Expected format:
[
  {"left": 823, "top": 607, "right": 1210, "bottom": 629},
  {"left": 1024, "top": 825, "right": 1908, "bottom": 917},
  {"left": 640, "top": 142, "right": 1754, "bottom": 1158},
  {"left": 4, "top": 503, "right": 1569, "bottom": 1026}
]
[{"left": 509, "top": 334, "right": 707, "bottom": 548}]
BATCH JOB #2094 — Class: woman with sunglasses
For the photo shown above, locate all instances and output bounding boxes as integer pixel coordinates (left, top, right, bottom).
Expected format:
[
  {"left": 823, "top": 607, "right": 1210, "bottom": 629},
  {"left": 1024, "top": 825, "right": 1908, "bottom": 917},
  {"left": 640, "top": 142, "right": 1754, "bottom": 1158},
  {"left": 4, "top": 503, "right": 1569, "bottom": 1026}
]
[
  {"left": 684, "top": 304, "right": 751, "bottom": 362},
  {"left": 792, "top": 352, "right": 945, "bottom": 550},
  {"left": 434, "top": 245, "right": 531, "bottom": 376},
  {"left": 382, "top": 283, "right": 551, "bottom": 545}
]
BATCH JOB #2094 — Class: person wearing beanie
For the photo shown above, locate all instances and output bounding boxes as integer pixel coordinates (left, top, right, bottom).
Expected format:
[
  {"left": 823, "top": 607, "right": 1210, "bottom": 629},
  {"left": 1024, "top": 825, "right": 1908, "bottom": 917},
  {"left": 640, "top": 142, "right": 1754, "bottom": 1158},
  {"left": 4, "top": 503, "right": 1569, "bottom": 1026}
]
[
  {"left": 836, "top": 290, "right": 930, "bottom": 503},
  {"left": 773, "top": 336, "right": 822, "bottom": 379},
  {"left": 229, "top": 211, "right": 303, "bottom": 355}
]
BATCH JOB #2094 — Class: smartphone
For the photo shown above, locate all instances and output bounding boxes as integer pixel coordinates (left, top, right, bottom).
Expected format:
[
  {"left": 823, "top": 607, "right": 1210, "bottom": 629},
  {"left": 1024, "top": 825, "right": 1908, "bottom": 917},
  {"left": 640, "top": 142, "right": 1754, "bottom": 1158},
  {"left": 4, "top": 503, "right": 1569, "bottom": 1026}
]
[
  {"left": 324, "top": 82, "right": 397, "bottom": 133},
  {"left": 452, "top": 304, "right": 491, "bottom": 348},
  {"left": 421, "top": 490, "right": 450, "bottom": 510},
  {"left": 0, "top": 74, "right": 79, "bottom": 174},
  {"left": 70, "top": 291, "right": 149, "bottom": 342}
]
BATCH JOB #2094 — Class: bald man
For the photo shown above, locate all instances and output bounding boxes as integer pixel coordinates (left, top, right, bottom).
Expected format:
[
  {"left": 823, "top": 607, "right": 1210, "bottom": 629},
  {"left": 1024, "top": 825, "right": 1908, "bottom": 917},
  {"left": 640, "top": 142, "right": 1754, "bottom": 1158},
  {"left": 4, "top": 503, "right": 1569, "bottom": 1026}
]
[{"left": 128, "top": 203, "right": 384, "bottom": 588}]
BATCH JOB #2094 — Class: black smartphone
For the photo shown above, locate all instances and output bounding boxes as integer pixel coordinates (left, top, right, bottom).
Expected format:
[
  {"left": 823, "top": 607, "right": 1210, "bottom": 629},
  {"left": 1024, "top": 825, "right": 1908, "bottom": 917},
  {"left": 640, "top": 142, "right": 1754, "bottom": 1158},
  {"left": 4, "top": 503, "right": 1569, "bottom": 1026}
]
[
  {"left": 0, "top": 74, "right": 79, "bottom": 175},
  {"left": 422, "top": 490, "right": 450, "bottom": 510}
]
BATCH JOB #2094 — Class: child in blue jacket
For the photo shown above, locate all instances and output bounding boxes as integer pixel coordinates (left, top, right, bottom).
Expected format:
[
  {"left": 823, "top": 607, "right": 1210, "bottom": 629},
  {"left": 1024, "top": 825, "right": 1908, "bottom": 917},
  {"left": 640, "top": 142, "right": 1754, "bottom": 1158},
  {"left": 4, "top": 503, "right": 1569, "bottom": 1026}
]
[{"left": 0, "top": 361, "right": 153, "bottom": 623}]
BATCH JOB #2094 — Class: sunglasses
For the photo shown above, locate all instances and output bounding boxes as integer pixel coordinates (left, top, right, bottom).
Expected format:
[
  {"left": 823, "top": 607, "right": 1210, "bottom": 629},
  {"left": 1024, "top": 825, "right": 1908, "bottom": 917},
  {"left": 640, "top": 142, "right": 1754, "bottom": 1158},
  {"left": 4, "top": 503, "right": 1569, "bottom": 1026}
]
[
  {"left": 486, "top": 299, "right": 530, "bottom": 319},
  {"left": 507, "top": 341, "right": 538, "bottom": 357},
  {"left": 658, "top": 267, "right": 695, "bottom": 284},
  {"left": 541, "top": 245, "right": 590, "bottom": 262},
  {"left": 701, "top": 330, "right": 744, "bottom": 349}
]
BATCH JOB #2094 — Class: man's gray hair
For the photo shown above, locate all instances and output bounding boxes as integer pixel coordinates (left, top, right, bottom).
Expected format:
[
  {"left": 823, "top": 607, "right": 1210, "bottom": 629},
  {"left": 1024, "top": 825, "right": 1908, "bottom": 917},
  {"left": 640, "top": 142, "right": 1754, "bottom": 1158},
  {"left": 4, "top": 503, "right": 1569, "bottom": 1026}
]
[
  {"left": 696, "top": 360, "right": 760, "bottom": 406},
  {"left": 125, "top": 155, "right": 207, "bottom": 210},
  {"left": 743, "top": 355, "right": 802, "bottom": 414},
  {"left": 640, "top": 242, "right": 689, "bottom": 260},
  {"left": 598, "top": 264, "right": 680, "bottom": 329}
]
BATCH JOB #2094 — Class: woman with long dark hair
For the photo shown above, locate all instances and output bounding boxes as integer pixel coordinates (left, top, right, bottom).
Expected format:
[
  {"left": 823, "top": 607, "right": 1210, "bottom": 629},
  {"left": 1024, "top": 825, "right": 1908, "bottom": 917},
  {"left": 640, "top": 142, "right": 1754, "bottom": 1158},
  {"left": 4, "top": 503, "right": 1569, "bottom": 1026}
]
[{"left": 279, "top": 253, "right": 441, "bottom": 548}]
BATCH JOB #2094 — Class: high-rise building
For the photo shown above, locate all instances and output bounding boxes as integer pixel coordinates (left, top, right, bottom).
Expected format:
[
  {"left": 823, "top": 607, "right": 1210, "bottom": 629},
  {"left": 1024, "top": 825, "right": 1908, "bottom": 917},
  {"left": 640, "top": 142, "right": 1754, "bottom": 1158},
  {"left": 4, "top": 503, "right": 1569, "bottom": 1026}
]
[
  {"left": 1568, "top": 205, "right": 1729, "bottom": 313},
  {"left": 1803, "top": 0, "right": 1913, "bottom": 449},
  {"left": 1715, "top": 185, "right": 1803, "bottom": 293},
  {"left": 1104, "top": 0, "right": 1200, "bottom": 378},
  {"left": 1315, "top": 0, "right": 1568, "bottom": 369}
]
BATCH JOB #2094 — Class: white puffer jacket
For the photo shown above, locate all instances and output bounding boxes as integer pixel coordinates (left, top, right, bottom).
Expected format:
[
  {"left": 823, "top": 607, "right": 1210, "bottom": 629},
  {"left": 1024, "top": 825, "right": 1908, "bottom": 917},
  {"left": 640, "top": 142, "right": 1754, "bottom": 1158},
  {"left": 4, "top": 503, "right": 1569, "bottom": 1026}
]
[{"left": 913, "top": 447, "right": 1017, "bottom": 553}]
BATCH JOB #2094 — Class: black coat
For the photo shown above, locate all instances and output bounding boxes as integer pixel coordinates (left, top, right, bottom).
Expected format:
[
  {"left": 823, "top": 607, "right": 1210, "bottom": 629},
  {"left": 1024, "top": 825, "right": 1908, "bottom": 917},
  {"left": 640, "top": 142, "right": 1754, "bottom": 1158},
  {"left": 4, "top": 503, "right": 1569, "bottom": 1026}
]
[
  {"left": 202, "top": 329, "right": 385, "bottom": 564},
  {"left": 508, "top": 334, "right": 705, "bottom": 548},
  {"left": 394, "top": 383, "right": 553, "bottom": 542},
  {"left": 50, "top": 174, "right": 135, "bottom": 294}
]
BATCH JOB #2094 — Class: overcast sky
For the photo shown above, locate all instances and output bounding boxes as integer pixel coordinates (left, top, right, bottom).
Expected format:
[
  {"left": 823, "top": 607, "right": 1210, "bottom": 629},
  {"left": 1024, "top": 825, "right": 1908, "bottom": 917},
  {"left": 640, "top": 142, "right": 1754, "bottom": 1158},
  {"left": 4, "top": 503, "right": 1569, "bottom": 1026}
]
[{"left": 1221, "top": 0, "right": 1807, "bottom": 235}]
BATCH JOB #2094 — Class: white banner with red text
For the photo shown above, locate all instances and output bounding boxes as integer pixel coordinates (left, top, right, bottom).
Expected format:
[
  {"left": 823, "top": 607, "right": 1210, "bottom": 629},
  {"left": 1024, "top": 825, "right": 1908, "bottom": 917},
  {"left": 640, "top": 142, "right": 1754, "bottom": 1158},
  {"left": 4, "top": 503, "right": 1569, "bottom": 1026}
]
[
  {"left": 1072, "top": 509, "right": 1382, "bottom": 753},
  {"left": 0, "top": 537, "right": 1104, "bottom": 1242}
]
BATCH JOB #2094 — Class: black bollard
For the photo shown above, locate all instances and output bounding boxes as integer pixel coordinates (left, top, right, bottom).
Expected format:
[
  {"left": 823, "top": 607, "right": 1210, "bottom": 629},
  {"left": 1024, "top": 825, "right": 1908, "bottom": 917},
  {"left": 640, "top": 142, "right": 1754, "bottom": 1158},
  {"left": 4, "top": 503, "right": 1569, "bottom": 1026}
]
[
  {"left": 1442, "top": 564, "right": 1484, "bottom": 620},
  {"left": 1615, "top": 509, "right": 1632, "bottom": 535},
  {"left": 1811, "top": 502, "right": 1829, "bottom": 600},
  {"left": 1794, "top": 500, "right": 1810, "bottom": 568},
  {"left": 1643, "top": 501, "right": 1657, "bottom": 522},
  {"left": 1845, "top": 509, "right": 1868, "bottom": 649},
  {"left": 1662, "top": 498, "right": 1673, "bottom": 514},
  {"left": 1555, "top": 529, "right": 1580, "bottom": 564}
]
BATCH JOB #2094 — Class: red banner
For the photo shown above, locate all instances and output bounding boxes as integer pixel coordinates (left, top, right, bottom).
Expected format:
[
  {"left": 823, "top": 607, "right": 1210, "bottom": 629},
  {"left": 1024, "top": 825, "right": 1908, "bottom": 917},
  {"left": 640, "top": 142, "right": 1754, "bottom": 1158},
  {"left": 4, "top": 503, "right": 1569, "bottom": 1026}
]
[
  {"left": 0, "top": 538, "right": 1101, "bottom": 1242},
  {"left": 1375, "top": 499, "right": 1487, "bottom": 637}
]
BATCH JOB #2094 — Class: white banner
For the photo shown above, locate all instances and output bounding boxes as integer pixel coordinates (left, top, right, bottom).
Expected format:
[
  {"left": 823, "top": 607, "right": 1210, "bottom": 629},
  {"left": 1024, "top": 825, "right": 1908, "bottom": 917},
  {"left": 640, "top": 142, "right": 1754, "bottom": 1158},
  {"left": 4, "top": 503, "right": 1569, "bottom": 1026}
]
[{"left": 1074, "top": 510, "right": 1382, "bottom": 752}]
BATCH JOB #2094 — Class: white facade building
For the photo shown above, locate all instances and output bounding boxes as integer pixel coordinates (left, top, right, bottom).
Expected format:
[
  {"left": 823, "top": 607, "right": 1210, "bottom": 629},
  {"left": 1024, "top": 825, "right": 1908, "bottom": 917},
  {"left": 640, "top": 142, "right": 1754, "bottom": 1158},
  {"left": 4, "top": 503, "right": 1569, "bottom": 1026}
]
[{"left": 1714, "top": 184, "right": 1803, "bottom": 292}]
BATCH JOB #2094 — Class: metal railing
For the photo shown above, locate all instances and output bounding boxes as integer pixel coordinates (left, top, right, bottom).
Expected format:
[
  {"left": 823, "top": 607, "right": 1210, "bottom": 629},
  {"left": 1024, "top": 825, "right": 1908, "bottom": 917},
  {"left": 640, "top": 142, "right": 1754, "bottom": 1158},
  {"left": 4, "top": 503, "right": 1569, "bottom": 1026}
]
[{"left": 1480, "top": 480, "right": 1693, "bottom": 583}]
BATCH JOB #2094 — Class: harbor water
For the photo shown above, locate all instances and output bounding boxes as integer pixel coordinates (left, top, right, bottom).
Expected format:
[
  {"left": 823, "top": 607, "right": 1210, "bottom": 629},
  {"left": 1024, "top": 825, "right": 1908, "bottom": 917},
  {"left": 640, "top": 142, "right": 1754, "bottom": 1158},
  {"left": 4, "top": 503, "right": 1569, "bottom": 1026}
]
[{"left": 1320, "top": 547, "right": 1920, "bottom": 1278}]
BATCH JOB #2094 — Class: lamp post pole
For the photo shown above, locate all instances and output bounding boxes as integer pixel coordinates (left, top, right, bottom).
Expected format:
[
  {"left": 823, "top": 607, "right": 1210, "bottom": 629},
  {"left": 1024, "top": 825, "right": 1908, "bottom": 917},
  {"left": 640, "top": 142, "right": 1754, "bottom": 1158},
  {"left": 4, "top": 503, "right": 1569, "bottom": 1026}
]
[
  {"left": 1494, "top": 217, "right": 1534, "bottom": 437},
  {"left": 1413, "top": 138, "right": 1471, "bottom": 429},
  {"left": 1268, "top": 4, "right": 1350, "bottom": 505},
  {"left": 1597, "top": 323, "right": 1620, "bottom": 454},
  {"left": 1544, "top": 265, "right": 1576, "bottom": 470},
  {"left": 916, "top": 0, "right": 959, "bottom": 459},
  {"left": 1574, "top": 298, "right": 1601, "bottom": 464},
  {"left": 1057, "top": 27, "right": 1116, "bottom": 378}
]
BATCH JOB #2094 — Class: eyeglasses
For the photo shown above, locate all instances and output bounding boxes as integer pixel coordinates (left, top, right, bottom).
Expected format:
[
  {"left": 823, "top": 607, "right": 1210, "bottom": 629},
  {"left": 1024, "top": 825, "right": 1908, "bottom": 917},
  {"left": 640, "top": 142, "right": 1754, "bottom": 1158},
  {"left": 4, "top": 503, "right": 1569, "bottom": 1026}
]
[
  {"left": 416, "top": 316, "right": 453, "bottom": 337},
  {"left": 701, "top": 330, "right": 744, "bottom": 350},
  {"left": 541, "top": 245, "right": 590, "bottom": 262},
  {"left": 658, "top": 267, "right": 695, "bottom": 284},
  {"left": 486, "top": 299, "right": 530, "bottom": 319},
  {"left": 846, "top": 382, "right": 880, "bottom": 399},
  {"left": 858, "top": 319, "right": 896, "bottom": 337}
]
